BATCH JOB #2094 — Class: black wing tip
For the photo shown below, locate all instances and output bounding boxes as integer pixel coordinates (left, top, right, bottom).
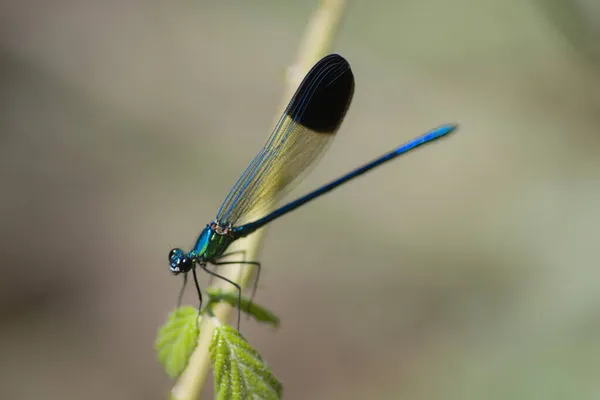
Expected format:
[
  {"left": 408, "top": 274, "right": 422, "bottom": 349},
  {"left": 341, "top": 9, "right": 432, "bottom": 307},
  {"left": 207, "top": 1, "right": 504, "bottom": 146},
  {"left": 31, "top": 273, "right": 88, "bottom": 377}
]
[
  {"left": 319, "top": 53, "right": 347, "bottom": 64},
  {"left": 286, "top": 54, "right": 355, "bottom": 134}
]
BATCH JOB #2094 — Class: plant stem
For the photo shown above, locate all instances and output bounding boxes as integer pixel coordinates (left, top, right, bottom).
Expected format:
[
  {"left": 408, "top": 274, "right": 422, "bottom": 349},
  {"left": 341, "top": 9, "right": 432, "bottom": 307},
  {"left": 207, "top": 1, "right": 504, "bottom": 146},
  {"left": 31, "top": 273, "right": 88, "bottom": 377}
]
[{"left": 170, "top": 1, "right": 348, "bottom": 399}]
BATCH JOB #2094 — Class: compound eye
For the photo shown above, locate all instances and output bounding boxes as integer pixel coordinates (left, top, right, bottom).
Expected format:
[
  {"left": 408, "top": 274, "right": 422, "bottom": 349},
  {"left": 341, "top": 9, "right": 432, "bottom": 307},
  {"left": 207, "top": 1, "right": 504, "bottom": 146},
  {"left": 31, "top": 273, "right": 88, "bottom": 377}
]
[
  {"left": 169, "top": 248, "right": 188, "bottom": 274},
  {"left": 169, "top": 248, "right": 185, "bottom": 263},
  {"left": 179, "top": 256, "right": 193, "bottom": 273}
]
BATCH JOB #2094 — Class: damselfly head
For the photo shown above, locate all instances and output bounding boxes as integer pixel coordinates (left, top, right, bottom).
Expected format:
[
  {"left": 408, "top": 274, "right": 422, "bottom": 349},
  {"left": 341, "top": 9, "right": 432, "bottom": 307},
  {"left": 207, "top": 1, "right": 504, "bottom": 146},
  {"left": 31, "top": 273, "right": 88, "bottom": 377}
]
[{"left": 168, "top": 248, "right": 193, "bottom": 274}]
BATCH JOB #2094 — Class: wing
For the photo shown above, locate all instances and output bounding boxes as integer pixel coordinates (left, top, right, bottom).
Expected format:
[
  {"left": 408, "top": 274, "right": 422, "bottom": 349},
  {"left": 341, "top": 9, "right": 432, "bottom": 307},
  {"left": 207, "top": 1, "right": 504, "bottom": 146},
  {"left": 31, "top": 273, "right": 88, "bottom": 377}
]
[{"left": 215, "top": 54, "right": 355, "bottom": 227}]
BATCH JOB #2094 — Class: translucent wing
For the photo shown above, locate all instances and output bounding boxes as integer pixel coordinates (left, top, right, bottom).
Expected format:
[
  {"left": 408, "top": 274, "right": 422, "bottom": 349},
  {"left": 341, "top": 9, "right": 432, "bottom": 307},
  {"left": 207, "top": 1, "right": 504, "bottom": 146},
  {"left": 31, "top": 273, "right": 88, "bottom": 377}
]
[{"left": 216, "top": 54, "right": 354, "bottom": 227}]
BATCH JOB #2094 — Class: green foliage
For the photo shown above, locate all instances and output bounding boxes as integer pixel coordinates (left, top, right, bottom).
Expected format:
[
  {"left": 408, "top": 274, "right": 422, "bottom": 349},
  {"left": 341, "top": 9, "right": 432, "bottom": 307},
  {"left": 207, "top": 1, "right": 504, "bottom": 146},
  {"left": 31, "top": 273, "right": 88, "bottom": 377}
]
[
  {"left": 206, "top": 288, "right": 280, "bottom": 327},
  {"left": 155, "top": 306, "right": 200, "bottom": 378},
  {"left": 210, "top": 323, "right": 283, "bottom": 400},
  {"left": 156, "top": 292, "right": 282, "bottom": 398}
]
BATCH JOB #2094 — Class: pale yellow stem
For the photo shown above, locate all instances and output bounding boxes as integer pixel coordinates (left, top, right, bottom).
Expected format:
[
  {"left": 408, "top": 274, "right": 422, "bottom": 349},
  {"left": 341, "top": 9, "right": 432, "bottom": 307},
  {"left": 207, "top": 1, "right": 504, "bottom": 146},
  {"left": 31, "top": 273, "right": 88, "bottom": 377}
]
[{"left": 170, "top": 1, "right": 348, "bottom": 399}]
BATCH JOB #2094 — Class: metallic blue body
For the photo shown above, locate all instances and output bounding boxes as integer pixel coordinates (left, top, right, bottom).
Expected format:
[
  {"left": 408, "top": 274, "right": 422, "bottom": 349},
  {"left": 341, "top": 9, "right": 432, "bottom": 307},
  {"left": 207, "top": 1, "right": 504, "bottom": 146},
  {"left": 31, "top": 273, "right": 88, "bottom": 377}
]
[
  {"left": 167, "top": 54, "right": 457, "bottom": 327},
  {"left": 233, "top": 123, "right": 456, "bottom": 238},
  {"left": 191, "top": 225, "right": 235, "bottom": 261},
  {"left": 170, "top": 122, "right": 457, "bottom": 272}
]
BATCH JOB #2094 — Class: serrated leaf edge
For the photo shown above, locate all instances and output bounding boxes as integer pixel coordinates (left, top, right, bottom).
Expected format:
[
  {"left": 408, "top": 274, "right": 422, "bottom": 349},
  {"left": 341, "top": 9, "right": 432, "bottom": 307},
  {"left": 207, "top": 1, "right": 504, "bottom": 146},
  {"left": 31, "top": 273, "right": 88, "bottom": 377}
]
[
  {"left": 212, "top": 323, "right": 281, "bottom": 399},
  {"left": 155, "top": 307, "right": 200, "bottom": 378}
]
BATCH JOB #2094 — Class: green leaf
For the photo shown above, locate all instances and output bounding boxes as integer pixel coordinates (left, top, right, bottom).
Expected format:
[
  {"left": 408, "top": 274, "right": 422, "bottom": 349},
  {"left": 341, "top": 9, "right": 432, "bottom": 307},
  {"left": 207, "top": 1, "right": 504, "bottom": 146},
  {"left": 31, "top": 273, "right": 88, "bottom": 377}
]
[
  {"left": 206, "top": 288, "right": 280, "bottom": 327},
  {"left": 155, "top": 306, "right": 200, "bottom": 378},
  {"left": 210, "top": 323, "right": 283, "bottom": 400}
]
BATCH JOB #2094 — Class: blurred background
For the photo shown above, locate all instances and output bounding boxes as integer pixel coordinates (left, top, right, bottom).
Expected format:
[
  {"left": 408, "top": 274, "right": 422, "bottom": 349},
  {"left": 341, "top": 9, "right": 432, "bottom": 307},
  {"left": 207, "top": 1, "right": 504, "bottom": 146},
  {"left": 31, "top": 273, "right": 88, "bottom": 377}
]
[{"left": 1, "top": 0, "right": 600, "bottom": 399}]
